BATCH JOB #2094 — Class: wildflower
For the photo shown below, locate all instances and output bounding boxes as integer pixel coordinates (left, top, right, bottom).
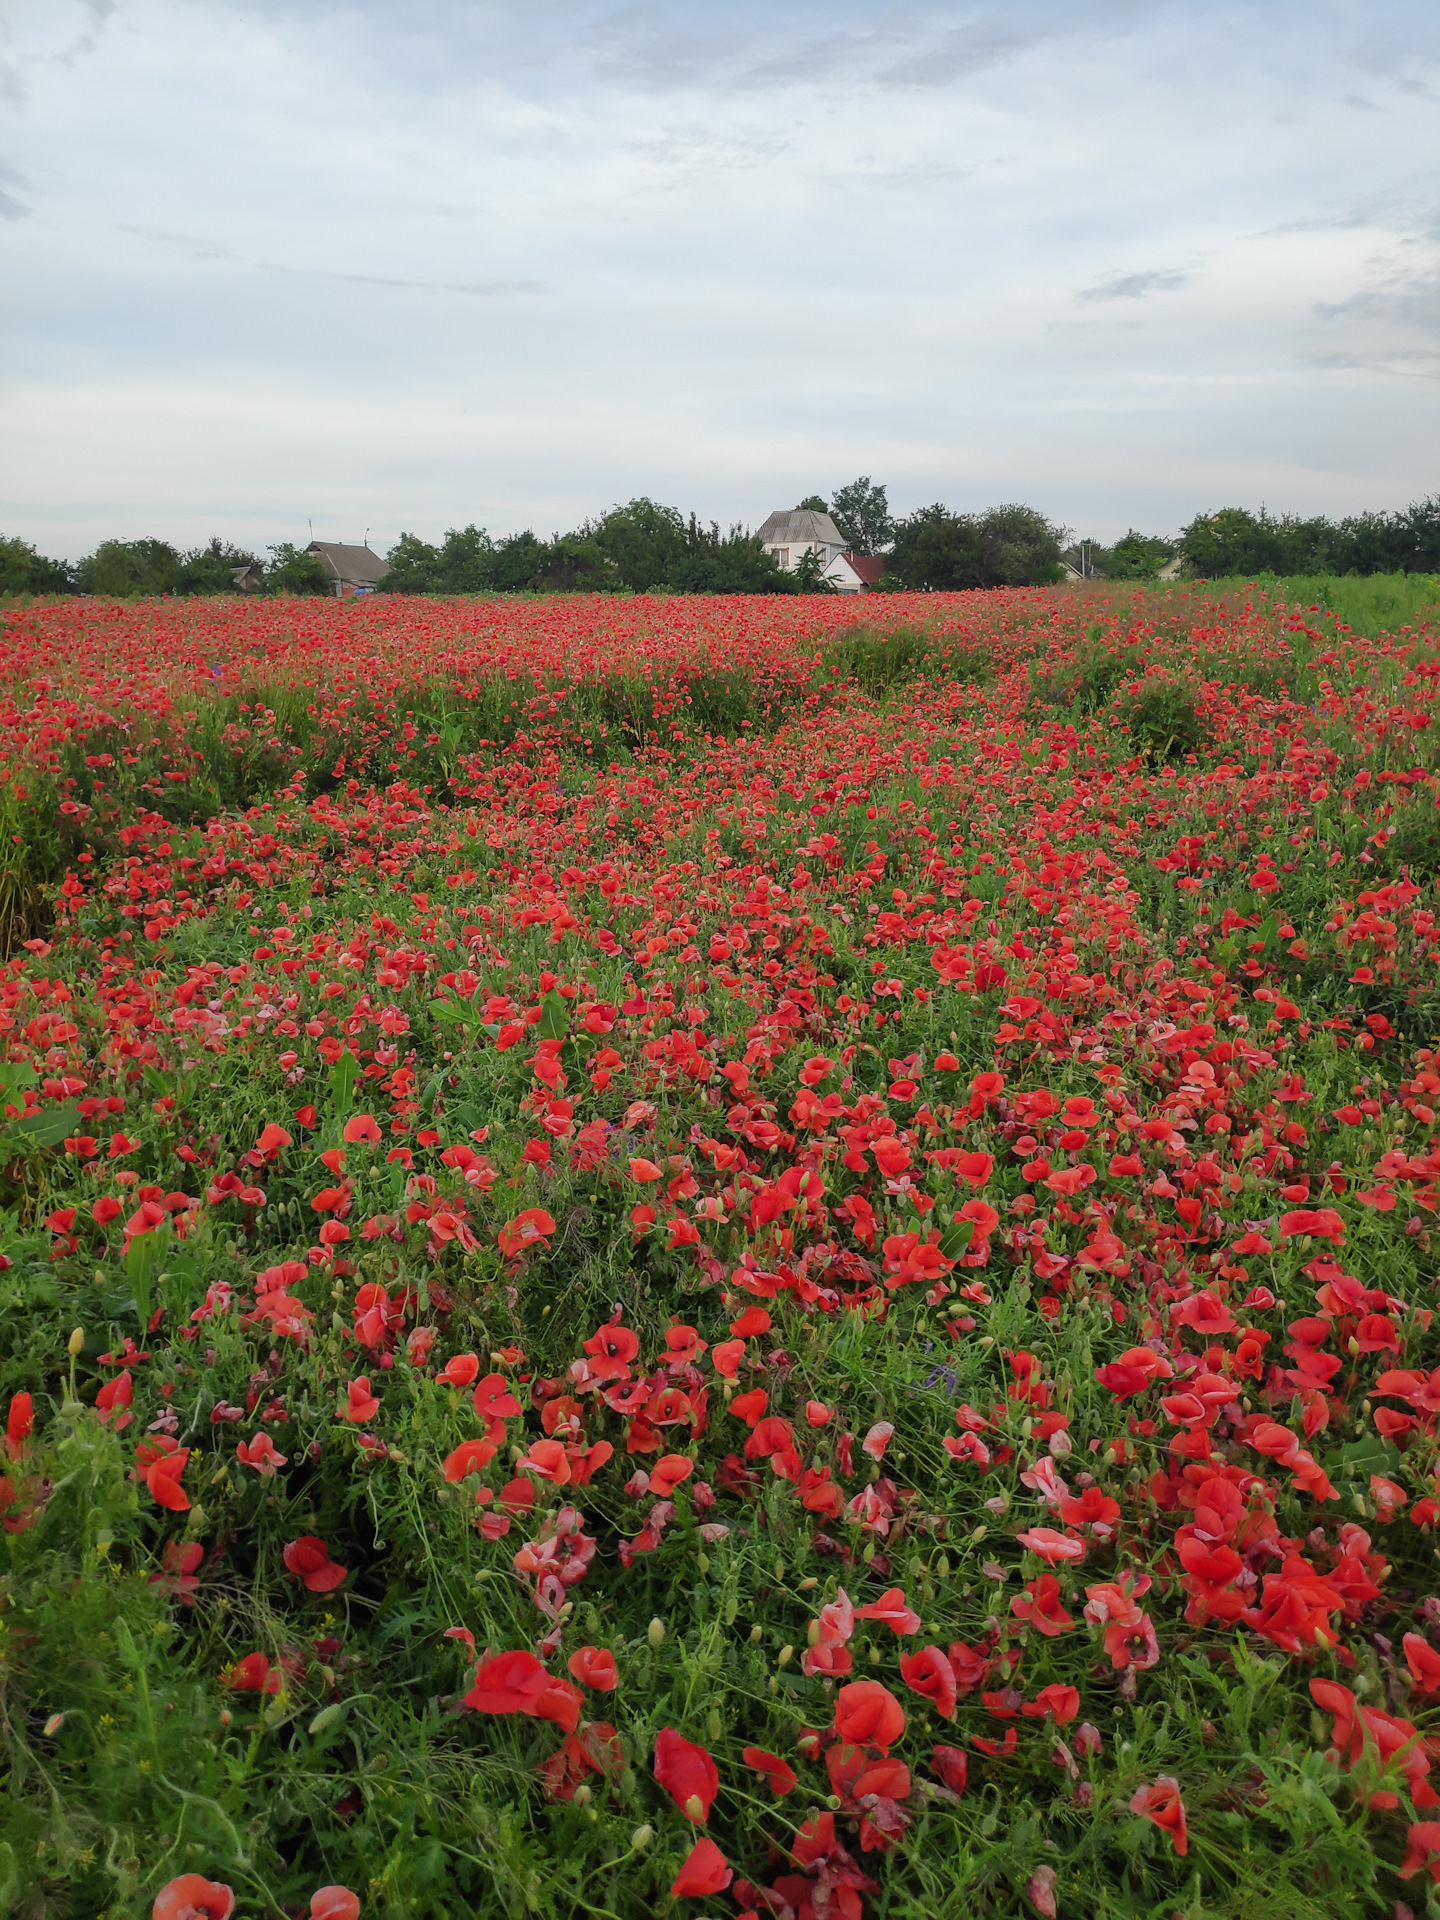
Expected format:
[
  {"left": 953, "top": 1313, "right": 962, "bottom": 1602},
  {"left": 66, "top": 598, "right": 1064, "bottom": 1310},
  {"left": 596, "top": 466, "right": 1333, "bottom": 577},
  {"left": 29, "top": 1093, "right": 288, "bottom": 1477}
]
[
  {"left": 742, "top": 1746, "right": 797, "bottom": 1795},
  {"left": 898, "top": 1646, "right": 957, "bottom": 1718},
  {"left": 310, "top": 1892, "right": 361, "bottom": 1920},
  {"left": 236, "top": 1432, "right": 288, "bottom": 1476},
  {"left": 833, "top": 1680, "right": 905, "bottom": 1751},
  {"left": 464, "top": 1650, "right": 582, "bottom": 1732},
  {"left": 567, "top": 1645, "right": 618, "bottom": 1690},
  {"left": 670, "top": 1837, "right": 732, "bottom": 1897},
  {"left": 653, "top": 1728, "right": 719, "bottom": 1822},
  {"left": 1130, "top": 1776, "right": 1188, "bottom": 1855},
  {"left": 152, "top": 1877, "right": 235, "bottom": 1920},
  {"left": 282, "top": 1536, "right": 348, "bottom": 1594}
]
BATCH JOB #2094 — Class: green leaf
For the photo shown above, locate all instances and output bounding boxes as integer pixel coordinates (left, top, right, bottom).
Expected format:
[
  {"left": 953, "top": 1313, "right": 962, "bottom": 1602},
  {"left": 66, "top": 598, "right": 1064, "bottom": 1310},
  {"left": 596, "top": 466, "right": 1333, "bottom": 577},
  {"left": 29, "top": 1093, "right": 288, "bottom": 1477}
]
[
  {"left": 1322, "top": 1433, "right": 1400, "bottom": 1479},
  {"left": 5, "top": 1101, "right": 84, "bottom": 1149},
  {"left": 328, "top": 1049, "right": 359, "bottom": 1114},
  {"left": 939, "top": 1218, "right": 975, "bottom": 1260},
  {"left": 536, "top": 990, "right": 569, "bottom": 1040}
]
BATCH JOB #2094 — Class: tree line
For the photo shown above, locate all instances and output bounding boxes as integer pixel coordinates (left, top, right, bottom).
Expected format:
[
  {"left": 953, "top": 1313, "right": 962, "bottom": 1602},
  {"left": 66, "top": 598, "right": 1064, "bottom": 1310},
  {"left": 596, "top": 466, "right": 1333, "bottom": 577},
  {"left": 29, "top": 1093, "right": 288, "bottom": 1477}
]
[{"left": 4, "top": 486, "right": 1436, "bottom": 599}]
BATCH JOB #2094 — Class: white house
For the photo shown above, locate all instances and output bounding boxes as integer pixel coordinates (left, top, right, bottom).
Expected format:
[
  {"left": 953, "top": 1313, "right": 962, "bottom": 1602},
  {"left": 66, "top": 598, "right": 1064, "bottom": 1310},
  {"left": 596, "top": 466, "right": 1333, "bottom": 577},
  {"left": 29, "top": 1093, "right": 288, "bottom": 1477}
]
[{"left": 756, "top": 509, "right": 884, "bottom": 594}]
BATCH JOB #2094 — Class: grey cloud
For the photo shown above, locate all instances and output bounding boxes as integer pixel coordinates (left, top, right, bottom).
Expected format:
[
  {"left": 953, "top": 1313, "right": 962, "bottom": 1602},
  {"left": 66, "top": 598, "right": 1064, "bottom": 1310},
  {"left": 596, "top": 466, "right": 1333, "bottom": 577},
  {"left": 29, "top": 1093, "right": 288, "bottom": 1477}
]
[
  {"left": 1078, "top": 268, "right": 1189, "bottom": 302},
  {"left": 0, "top": 159, "right": 28, "bottom": 220},
  {"left": 122, "top": 226, "right": 543, "bottom": 296}
]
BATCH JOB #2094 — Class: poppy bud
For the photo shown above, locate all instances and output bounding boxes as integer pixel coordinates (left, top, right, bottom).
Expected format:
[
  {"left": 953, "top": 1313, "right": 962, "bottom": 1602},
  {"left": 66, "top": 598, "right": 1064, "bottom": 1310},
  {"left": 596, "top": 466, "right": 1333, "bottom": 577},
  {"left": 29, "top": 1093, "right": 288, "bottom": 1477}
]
[
  {"left": 806, "top": 1620, "right": 821, "bottom": 1647},
  {"left": 630, "top": 1825, "right": 653, "bottom": 1851},
  {"left": 219, "top": 1709, "right": 233, "bottom": 1726},
  {"left": 648, "top": 1617, "right": 666, "bottom": 1647},
  {"left": 309, "top": 1704, "right": 343, "bottom": 1735},
  {"left": 777, "top": 1645, "right": 793, "bottom": 1668},
  {"left": 43, "top": 1714, "right": 63, "bottom": 1737},
  {"left": 869, "top": 1645, "right": 881, "bottom": 1666},
  {"left": 696, "top": 1554, "right": 709, "bottom": 1573},
  {"left": 683, "top": 1794, "right": 705, "bottom": 1821},
  {"left": 749, "top": 1624, "right": 762, "bottom": 1642},
  {"left": 970, "top": 1524, "right": 987, "bottom": 1543},
  {"left": 798, "top": 1575, "right": 818, "bottom": 1592},
  {"left": 826, "top": 1793, "right": 842, "bottom": 1810},
  {"left": 573, "top": 1785, "right": 591, "bottom": 1808},
  {"left": 67, "top": 1327, "right": 84, "bottom": 1356}
]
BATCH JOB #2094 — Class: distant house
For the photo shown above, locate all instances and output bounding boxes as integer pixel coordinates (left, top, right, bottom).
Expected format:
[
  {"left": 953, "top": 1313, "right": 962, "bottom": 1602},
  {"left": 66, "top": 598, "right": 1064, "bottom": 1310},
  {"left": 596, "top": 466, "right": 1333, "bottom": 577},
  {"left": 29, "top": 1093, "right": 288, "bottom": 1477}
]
[
  {"left": 230, "top": 562, "right": 265, "bottom": 592},
  {"left": 756, "top": 510, "right": 883, "bottom": 593},
  {"left": 305, "top": 541, "right": 390, "bottom": 597}
]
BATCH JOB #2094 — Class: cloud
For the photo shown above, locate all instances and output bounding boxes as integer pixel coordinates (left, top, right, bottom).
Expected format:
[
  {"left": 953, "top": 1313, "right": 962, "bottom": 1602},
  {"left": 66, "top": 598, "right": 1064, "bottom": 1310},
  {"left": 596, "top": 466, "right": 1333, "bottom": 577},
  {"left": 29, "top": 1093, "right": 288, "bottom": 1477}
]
[
  {"left": 1077, "top": 268, "right": 1190, "bottom": 302},
  {"left": 0, "top": 158, "right": 28, "bottom": 220},
  {"left": 119, "top": 226, "right": 544, "bottom": 296}
]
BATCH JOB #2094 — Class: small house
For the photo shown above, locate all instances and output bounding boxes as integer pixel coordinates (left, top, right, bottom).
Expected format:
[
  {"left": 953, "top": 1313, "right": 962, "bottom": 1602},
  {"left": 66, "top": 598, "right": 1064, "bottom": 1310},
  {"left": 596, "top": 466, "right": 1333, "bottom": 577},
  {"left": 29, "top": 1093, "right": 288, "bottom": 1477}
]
[
  {"left": 305, "top": 541, "right": 390, "bottom": 597},
  {"left": 756, "top": 510, "right": 882, "bottom": 593},
  {"left": 230, "top": 562, "right": 265, "bottom": 592}
]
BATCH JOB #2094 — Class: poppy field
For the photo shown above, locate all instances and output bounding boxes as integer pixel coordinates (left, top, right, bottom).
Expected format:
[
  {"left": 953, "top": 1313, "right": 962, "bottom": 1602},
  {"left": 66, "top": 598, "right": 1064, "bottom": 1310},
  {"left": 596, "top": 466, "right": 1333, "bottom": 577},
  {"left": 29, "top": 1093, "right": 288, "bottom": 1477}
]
[{"left": 3, "top": 581, "right": 1440, "bottom": 1920}]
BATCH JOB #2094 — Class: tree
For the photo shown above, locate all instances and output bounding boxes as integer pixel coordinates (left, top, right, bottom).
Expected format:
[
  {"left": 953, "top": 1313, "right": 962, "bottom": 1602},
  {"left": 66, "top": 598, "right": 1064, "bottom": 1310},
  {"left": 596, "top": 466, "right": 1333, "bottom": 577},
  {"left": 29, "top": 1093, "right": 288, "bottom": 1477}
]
[
  {"left": 1104, "top": 531, "right": 1176, "bottom": 580},
  {"left": 0, "top": 535, "right": 73, "bottom": 595},
  {"left": 265, "top": 543, "right": 332, "bottom": 596},
  {"left": 973, "top": 504, "right": 1067, "bottom": 586},
  {"left": 594, "top": 499, "right": 689, "bottom": 593},
  {"left": 487, "top": 531, "right": 547, "bottom": 592},
  {"left": 795, "top": 494, "right": 828, "bottom": 513},
  {"left": 380, "top": 532, "right": 442, "bottom": 593},
  {"left": 381, "top": 526, "right": 498, "bottom": 594},
  {"left": 791, "top": 546, "right": 838, "bottom": 594},
  {"left": 889, "top": 503, "right": 1065, "bottom": 590},
  {"left": 176, "top": 538, "right": 263, "bottom": 595},
  {"left": 829, "top": 477, "right": 893, "bottom": 556},
  {"left": 888, "top": 507, "right": 986, "bottom": 590},
  {"left": 75, "top": 538, "right": 182, "bottom": 597}
]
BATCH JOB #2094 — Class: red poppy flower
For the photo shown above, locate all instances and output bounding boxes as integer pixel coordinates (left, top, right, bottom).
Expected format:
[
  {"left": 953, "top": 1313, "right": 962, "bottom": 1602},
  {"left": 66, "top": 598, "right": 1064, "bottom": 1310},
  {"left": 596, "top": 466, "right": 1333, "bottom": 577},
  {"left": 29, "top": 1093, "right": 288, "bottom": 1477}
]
[
  {"left": 341, "top": 1376, "right": 379, "bottom": 1422},
  {"left": 1130, "top": 1776, "right": 1188, "bottom": 1855},
  {"left": 567, "top": 1645, "right": 618, "bottom": 1690},
  {"left": 931, "top": 1745, "right": 968, "bottom": 1794},
  {"left": 854, "top": 1587, "right": 921, "bottom": 1634},
  {"left": 654, "top": 1727, "right": 719, "bottom": 1822},
  {"left": 496, "top": 1207, "right": 556, "bottom": 1257},
  {"left": 224, "top": 1651, "right": 282, "bottom": 1694},
  {"left": 310, "top": 1891, "right": 361, "bottom": 1920},
  {"left": 436, "top": 1352, "right": 480, "bottom": 1388},
  {"left": 443, "top": 1437, "right": 498, "bottom": 1481},
  {"left": 833, "top": 1680, "right": 905, "bottom": 1751},
  {"left": 742, "top": 1745, "right": 798, "bottom": 1795},
  {"left": 899, "top": 1646, "right": 957, "bottom": 1719},
  {"left": 1021, "top": 1684, "right": 1080, "bottom": 1725},
  {"left": 670, "top": 1837, "right": 732, "bottom": 1896},
  {"left": 1400, "top": 1822, "right": 1440, "bottom": 1883},
  {"left": 152, "top": 1877, "right": 235, "bottom": 1920},
  {"left": 282, "top": 1536, "right": 348, "bottom": 1593}
]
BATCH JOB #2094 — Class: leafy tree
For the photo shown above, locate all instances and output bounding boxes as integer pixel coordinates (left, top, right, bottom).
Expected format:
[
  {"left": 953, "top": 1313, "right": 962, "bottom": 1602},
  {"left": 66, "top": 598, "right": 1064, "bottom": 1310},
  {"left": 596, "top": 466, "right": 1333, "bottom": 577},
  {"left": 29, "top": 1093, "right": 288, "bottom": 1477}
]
[
  {"left": 973, "top": 504, "right": 1067, "bottom": 586},
  {"left": 665, "top": 524, "right": 798, "bottom": 595},
  {"left": 490, "top": 531, "right": 549, "bottom": 592},
  {"left": 75, "top": 538, "right": 182, "bottom": 598},
  {"left": 533, "top": 532, "right": 617, "bottom": 593},
  {"left": 829, "top": 477, "right": 893, "bottom": 556},
  {"left": 176, "top": 538, "right": 263, "bottom": 596},
  {"left": 888, "top": 507, "right": 986, "bottom": 589},
  {"left": 0, "top": 535, "right": 73, "bottom": 595},
  {"left": 795, "top": 494, "right": 828, "bottom": 513},
  {"left": 264, "top": 543, "right": 332, "bottom": 596},
  {"left": 889, "top": 503, "right": 1065, "bottom": 590},
  {"left": 594, "top": 499, "right": 689, "bottom": 593},
  {"left": 380, "top": 532, "right": 443, "bottom": 593},
  {"left": 791, "top": 547, "right": 838, "bottom": 594},
  {"left": 381, "top": 526, "right": 498, "bottom": 594},
  {"left": 1105, "top": 530, "right": 1176, "bottom": 580}
]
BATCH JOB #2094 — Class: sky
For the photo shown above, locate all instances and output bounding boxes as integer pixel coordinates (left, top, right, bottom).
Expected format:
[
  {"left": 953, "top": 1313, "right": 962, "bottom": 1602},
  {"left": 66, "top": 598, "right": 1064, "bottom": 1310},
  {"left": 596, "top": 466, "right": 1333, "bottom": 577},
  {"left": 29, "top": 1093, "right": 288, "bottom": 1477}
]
[{"left": 1, "top": 0, "right": 1438, "bottom": 559}]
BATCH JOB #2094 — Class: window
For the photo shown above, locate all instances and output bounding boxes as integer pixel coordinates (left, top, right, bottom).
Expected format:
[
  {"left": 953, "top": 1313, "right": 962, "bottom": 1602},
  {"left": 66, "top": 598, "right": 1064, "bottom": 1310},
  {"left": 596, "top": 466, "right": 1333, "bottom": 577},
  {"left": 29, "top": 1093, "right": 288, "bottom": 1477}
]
[{"left": 774, "top": 548, "right": 789, "bottom": 566}]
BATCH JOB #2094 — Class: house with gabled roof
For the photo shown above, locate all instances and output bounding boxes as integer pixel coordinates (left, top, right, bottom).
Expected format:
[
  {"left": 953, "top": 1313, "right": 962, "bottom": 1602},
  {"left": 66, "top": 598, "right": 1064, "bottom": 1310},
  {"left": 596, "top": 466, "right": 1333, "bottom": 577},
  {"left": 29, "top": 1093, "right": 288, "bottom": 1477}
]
[
  {"left": 756, "top": 510, "right": 884, "bottom": 593},
  {"left": 305, "top": 541, "right": 390, "bottom": 597}
]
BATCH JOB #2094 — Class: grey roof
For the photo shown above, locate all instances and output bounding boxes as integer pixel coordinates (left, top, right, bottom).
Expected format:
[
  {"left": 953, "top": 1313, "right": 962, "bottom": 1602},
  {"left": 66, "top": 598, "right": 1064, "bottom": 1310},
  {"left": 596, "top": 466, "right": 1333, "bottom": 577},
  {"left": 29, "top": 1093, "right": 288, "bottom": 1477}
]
[
  {"left": 305, "top": 540, "right": 391, "bottom": 585},
  {"left": 755, "top": 509, "right": 847, "bottom": 548}
]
